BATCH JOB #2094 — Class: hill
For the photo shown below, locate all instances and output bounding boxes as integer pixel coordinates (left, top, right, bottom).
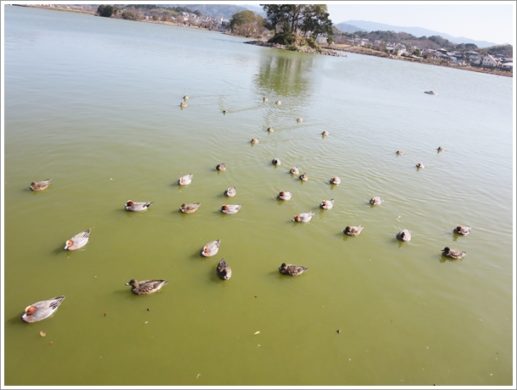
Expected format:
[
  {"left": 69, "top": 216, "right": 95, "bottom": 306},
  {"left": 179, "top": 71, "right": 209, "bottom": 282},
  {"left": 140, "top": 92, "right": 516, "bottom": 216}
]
[{"left": 336, "top": 20, "right": 498, "bottom": 48}]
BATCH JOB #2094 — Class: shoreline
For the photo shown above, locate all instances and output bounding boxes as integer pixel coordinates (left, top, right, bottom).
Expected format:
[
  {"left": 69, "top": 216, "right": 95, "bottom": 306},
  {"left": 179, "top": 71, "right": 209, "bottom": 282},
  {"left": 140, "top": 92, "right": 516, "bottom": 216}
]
[
  {"left": 324, "top": 43, "right": 513, "bottom": 78},
  {"left": 25, "top": 5, "right": 512, "bottom": 78}
]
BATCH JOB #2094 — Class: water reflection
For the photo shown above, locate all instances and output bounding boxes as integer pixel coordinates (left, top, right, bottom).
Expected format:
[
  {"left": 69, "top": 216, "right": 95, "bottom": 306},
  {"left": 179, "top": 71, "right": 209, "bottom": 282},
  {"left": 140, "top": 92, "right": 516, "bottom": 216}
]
[{"left": 255, "top": 51, "right": 313, "bottom": 97}]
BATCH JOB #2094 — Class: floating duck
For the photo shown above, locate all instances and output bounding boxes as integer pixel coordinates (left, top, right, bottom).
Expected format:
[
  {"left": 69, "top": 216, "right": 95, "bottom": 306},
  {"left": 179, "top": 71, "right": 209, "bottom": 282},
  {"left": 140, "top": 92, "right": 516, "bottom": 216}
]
[
  {"left": 344, "top": 225, "right": 364, "bottom": 236},
  {"left": 289, "top": 167, "right": 300, "bottom": 176},
  {"left": 182, "top": 95, "right": 190, "bottom": 101},
  {"left": 277, "top": 191, "right": 292, "bottom": 201},
  {"left": 275, "top": 100, "right": 282, "bottom": 106},
  {"left": 64, "top": 228, "right": 91, "bottom": 251},
  {"left": 179, "top": 203, "right": 201, "bottom": 214},
  {"left": 250, "top": 138, "right": 259, "bottom": 145},
  {"left": 320, "top": 199, "right": 334, "bottom": 210},
  {"left": 293, "top": 212, "right": 314, "bottom": 223},
  {"left": 396, "top": 229, "right": 412, "bottom": 242},
  {"left": 395, "top": 150, "right": 403, "bottom": 156},
  {"left": 369, "top": 196, "right": 382, "bottom": 206},
  {"left": 296, "top": 117, "right": 303, "bottom": 123},
  {"left": 125, "top": 200, "right": 152, "bottom": 212},
  {"left": 201, "top": 240, "right": 221, "bottom": 257},
  {"left": 21, "top": 296, "right": 65, "bottom": 323},
  {"left": 179, "top": 101, "right": 188, "bottom": 109},
  {"left": 279, "top": 263, "right": 308, "bottom": 276},
  {"left": 262, "top": 96, "right": 268, "bottom": 103},
  {"left": 330, "top": 176, "right": 341, "bottom": 185},
  {"left": 424, "top": 90, "right": 436, "bottom": 95},
  {"left": 299, "top": 173, "right": 308, "bottom": 182},
  {"left": 221, "top": 204, "right": 241, "bottom": 215},
  {"left": 216, "top": 259, "right": 232, "bottom": 280},
  {"left": 178, "top": 174, "right": 193, "bottom": 186},
  {"left": 267, "top": 127, "right": 274, "bottom": 133},
  {"left": 321, "top": 130, "right": 329, "bottom": 137},
  {"left": 442, "top": 246, "right": 466, "bottom": 260},
  {"left": 30, "top": 179, "right": 52, "bottom": 192},
  {"left": 437, "top": 146, "right": 444, "bottom": 153},
  {"left": 222, "top": 109, "right": 228, "bottom": 115},
  {"left": 224, "top": 187, "right": 237, "bottom": 198},
  {"left": 126, "top": 279, "right": 167, "bottom": 295},
  {"left": 272, "top": 158, "right": 281, "bottom": 166},
  {"left": 454, "top": 225, "right": 471, "bottom": 236},
  {"left": 416, "top": 162, "right": 425, "bottom": 169},
  {"left": 216, "top": 163, "right": 227, "bottom": 172}
]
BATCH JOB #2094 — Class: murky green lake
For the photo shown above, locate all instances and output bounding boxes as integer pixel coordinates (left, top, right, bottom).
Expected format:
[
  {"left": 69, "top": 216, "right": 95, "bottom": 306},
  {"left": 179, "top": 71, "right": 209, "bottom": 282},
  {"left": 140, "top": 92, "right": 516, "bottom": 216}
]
[{"left": 3, "top": 6, "right": 514, "bottom": 386}]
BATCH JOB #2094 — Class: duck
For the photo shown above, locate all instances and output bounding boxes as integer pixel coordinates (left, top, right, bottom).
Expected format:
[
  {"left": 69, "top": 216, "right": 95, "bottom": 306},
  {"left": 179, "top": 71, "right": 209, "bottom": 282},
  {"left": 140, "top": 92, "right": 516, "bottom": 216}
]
[
  {"left": 442, "top": 246, "right": 466, "bottom": 260},
  {"left": 369, "top": 196, "right": 382, "bottom": 206},
  {"left": 437, "top": 146, "right": 444, "bottom": 153},
  {"left": 266, "top": 127, "right": 274, "bottom": 133},
  {"left": 279, "top": 262, "right": 308, "bottom": 276},
  {"left": 277, "top": 191, "right": 292, "bottom": 201},
  {"left": 221, "top": 109, "right": 228, "bottom": 115},
  {"left": 289, "top": 167, "right": 300, "bottom": 176},
  {"left": 262, "top": 96, "right": 268, "bottom": 103},
  {"left": 182, "top": 95, "right": 190, "bottom": 101},
  {"left": 224, "top": 186, "right": 237, "bottom": 198},
  {"left": 178, "top": 174, "right": 193, "bottom": 186},
  {"left": 221, "top": 204, "right": 241, "bottom": 215},
  {"left": 275, "top": 100, "right": 282, "bottom": 106},
  {"left": 321, "top": 130, "right": 329, "bottom": 137},
  {"left": 272, "top": 158, "right": 281, "bottom": 166},
  {"left": 416, "top": 162, "right": 425, "bottom": 169},
  {"left": 330, "top": 176, "right": 341, "bottom": 185},
  {"left": 296, "top": 117, "right": 303, "bottom": 123},
  {"left": 344, "top": 225, "right": 364, "bottom": 236},
  {"left": 21, "top": 296, "right": 65, "bottom": 323},
  {"left": 64, "top": 228, "right": 91, "bottom": 251},
  {"left": 299, "top": 173, "right": 308, "bottom": 182},
  {"left": 30, "top": 179, "right": 52, "bottom": 192},
  {"left": 216, "top": 259, "right": 232, "bottom": 280},
  {"left": 179, "top": 100, "right": 188, "bottom": 109},
  {"left": 250, "top": 137, "right": 259, "bottom": 145},
  {"left": 395, "top": 150, "right": 403, "bottom": 156},
  {"left": 454, "top": 225, "right": 471, "bottom": 236},
  {"left": 126, "top": 279, "right": 167, "bottom": 295},
  {"left": 125, "top": 200, "right": 152, "bottom": 212},
  {"left": 201, "top": 240, "right": 221, "bottom": 257},
  {"left": 179, "top": 202, "right": 201, "bottom": 214},
  {"left": 293, "top": 212, "right": 314, "bottom": 223},
  {"left": 424, "top": 90, "right": 436, "bottom": 95},
  {"left": 216, "top": 163, "right": 227, "bottom": 172},
  {"left": 320, "top": 199, "right": 334, "bottom": 210},
  {"left": 396, "top": 229, "right": 412, "bottom": 242}
]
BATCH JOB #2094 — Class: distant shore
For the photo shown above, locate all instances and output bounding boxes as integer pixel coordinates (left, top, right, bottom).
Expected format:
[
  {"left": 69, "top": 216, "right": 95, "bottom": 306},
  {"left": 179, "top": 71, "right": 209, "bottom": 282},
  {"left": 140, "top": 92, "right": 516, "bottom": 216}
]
[
  {"left": 25, "top": 5, "right": 512, "bottom": 78},
  {"left": 245, "top": 39, "right": 511, "bottom": 77},
  {"left": 325, "top": 43, "right": 512, "bottom": 77}
]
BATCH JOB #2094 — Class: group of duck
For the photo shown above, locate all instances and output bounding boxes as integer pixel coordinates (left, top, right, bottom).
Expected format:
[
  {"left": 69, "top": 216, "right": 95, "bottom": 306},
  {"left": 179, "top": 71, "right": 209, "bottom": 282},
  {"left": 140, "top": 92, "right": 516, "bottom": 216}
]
[{"left": 22, "top": 95, "right": 469, "bottom": 324}]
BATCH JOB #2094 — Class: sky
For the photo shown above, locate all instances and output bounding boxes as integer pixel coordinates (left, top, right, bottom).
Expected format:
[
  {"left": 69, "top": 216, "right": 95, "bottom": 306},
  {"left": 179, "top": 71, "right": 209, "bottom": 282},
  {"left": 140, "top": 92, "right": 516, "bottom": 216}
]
[{"left": 326, "top": 2, "right": 515, "bottom": 46}]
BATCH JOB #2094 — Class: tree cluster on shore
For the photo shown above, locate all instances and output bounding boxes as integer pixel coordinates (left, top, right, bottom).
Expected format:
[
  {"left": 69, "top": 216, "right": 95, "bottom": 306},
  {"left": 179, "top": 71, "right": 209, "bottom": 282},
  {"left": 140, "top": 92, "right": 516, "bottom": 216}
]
[{"left": 229, "top": 5, "right": 333, "bottom": 52}]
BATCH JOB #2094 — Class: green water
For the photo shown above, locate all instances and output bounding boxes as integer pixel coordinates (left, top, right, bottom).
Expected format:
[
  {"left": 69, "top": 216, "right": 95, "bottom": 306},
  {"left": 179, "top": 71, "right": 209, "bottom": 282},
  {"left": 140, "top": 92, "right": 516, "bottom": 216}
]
[{"left": 3, "top": 6, "right": 514, "bottom": 386}]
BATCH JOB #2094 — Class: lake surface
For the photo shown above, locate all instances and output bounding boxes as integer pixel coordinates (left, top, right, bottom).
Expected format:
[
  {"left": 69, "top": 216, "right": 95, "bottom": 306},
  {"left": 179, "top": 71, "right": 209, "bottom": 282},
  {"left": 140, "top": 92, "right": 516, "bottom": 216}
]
[{"left": 3, "top": 6, "right": 514, "bottom": 386}]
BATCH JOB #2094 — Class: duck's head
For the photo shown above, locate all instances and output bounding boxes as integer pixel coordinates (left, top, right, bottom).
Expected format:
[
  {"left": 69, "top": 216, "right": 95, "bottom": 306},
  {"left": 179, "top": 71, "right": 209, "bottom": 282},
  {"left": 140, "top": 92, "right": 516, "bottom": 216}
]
[
  {"left": 279, "top": 263, "right": 287, "bottom": 270},
  {"left": 24, "top": 305, "right": 37, "bottom": 316},
  {"left": 126, "top": 200, "right": 134, "bottom": 207},
  {"left": 64, "top": 240, "right": 73, "bottom": 250},
  {"left": 442, "top": 247, "right": 450, "bottom": 253},
  {"left": 126, "top": 279, "right": 138, "bottom": 287}
]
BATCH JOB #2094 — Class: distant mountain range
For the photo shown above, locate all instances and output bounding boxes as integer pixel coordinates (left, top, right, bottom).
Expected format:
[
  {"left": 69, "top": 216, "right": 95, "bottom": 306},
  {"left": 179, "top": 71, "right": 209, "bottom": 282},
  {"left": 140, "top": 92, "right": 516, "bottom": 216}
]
[{"left": 335, "top": 20, "right": 498, "bottom": 48}]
